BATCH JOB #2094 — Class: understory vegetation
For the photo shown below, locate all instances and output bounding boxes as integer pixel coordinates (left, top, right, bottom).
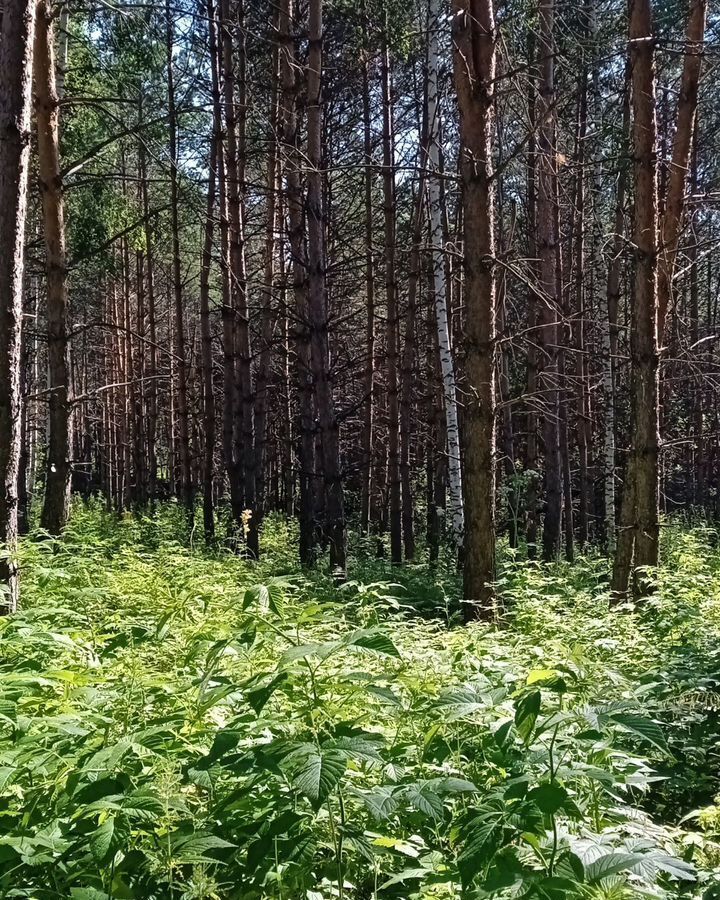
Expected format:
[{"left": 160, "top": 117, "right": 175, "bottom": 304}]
[{"left": 0, "top": 507, "right": 719, "bottom": 899}]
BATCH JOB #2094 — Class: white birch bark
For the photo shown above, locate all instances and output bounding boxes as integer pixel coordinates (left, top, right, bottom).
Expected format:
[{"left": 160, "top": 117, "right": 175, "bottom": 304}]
[{"left": 427, "top": 0, "right": 464, "bottom": 544}]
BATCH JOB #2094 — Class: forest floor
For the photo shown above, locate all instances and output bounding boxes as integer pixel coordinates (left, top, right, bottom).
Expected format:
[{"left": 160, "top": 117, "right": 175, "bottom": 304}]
[{"left": 2, "top": 505, "right": 720, "bottom": 898}]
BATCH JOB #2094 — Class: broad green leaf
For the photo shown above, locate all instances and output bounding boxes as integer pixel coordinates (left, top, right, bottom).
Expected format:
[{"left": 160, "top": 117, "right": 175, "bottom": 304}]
[
  {"left": 90, "top": 816, "right": 117, "bottom": 863},
  {"left": 245, "top": 672, "right": 287, "bottom": 714},
  {"left": 171, "top": 832, "right": 236, "bottom": 864},
  {"left": 650, "top": 853, "right": 695, "bottom": 881},
  {"left": 527, "top": 783, "right": 568, "bottom": 814},
  {"left": 345, "top": 628, "right": 400, "bottom": 657},
  {"left": 356, "top": 786, "right": 397, "bottom": 821},
  {"left": 585, "top": 852, "right": 644, "bottom": 884},
  {"left": 402, "top": 782, "right": 445, "bottom": 819},
  {"left": 514, "top": 690, "right": 541, "bottom": 743},
  {"left": 606, "top": 712, "right": 668, "bottom": 752},
  {"left": 291, "top": 747, "right": 346, "bottom": 807}
]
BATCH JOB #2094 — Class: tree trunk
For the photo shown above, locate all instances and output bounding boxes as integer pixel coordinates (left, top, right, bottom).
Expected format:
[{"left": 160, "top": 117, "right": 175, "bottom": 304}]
[
  {"left": 35, "top": 0, "right": 71, "bottom": 536},
  {"left": 430, "top": 0, "right": 464, "bottom": 551},
  {"left": 656, "top": 0, "right": 706, "bottom": 344},
  {"left": 612, "top": 0, "right": 659, "bottom": 596},
  {"left": 306, "top": 0, "right": 346, "bottom": 573},
  {"left": 381, "top": 36, "right": 402, "bottom": 565},
  {"left": 200, "top": 131, "right": 218, "bottom": 543},
  {"left": 602, "top": 63, "right": 630, "bottom": 555},
  {"left": 254, "top": 8, "right": 281, "bottom": 536},
  {"left": 525, "top": 27, "right": 539, "bottom": 559},
  {"left": 399, "top": 185, "right": 422, "bottom": 562},
  {"left": 280, "top": 0, "right": 315, "bottom": 566},
  {"left": 452, "top": 0, "right": 497, "bottom": 619},
  {"left": 0, "top": 0, "right": 35, "bottom": 609},
  {"left": 165, "top": 0, "right": 192, "bottom": 515},
  {"left": 359, "top": 15, "right": 375, "bottom": 537},
  {"left": 573, "top": 55, "right": 590, "bottom": 549},
  {"left": 139, "top": 142, "right": 158, "bottom": 506},
  {"left": 536, "top": 0, "right": 562, "bottom": 562},
  {"left": 233, "top": 0, "right": 257, "bottom": 556}
]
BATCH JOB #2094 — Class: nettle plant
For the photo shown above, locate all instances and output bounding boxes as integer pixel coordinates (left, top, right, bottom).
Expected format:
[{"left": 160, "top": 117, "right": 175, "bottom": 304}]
[
  {"left": 0, "top": 534, "right": 706, "bottom": 900},
  {"left": 171, "top": 583, "right": 696, "bottom": 899}
]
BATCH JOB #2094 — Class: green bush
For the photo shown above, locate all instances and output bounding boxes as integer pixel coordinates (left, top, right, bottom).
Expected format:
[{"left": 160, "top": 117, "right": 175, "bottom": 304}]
[{"left": 0, "top": 509, "right": 718, "bottom": 897}]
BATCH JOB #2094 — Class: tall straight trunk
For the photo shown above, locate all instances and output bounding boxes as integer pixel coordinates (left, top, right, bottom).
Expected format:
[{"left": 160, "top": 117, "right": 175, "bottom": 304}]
[
  {"left": 200, "top": 133, "right": 218, "bottom": 543},
  {"left": 525, "top": 27, "right": 540, "bottom": 558},
  {"left": 165, "top": 0, "right": 192, "bottom": 514},
  {"left": 573, "top": 58, "right": 590, "bottom": 548},
  {"left": 381, "top": 36, "right": 402, "bottom": 565},
  {"left": 203, "top": 0, "right": 223, "bottom": 541},
  {"left": 602, "top": 64, "right": 630, "bottom": 554},
  {"left": 426, "top": 286, "right": 444, "bottom": 564},
  {"left": 121, "top": 233, "right": 135, "bottom": 508},
  {"left": 359, "top": 30, "right": 375, "bottom": 536},
  {"left": 399, "top": 179, "right": 425, "bottom": 562},
  {"left": 498, "top": 283, "right": 518, "bottom": 547},
  {"left": 139, "top": 143, "right": 158, "bottom": 505},
  {"left": 254, "top": 9, "right": 281, "bottom": 533},
  {"left": 20, "top": 280, "right": 40, "bottom": 531},
  {"left": 656, "top": 0, "right": 706, "bottom": 343},
  {"left": 429, "top": 0, "right": 464, "bottom": 549},
  {"left": 453, "top": 0, "right": 497, "bottom": 619},
  {"left": 399, "top": 68, "right": 428, "bottom": 563},
  {"left": 555, "top": 182, "right": 573, "bottom": 563},
  {"left": 537, "top": 0, "right": 562, "bottom": 562},
  {"left": 0, "top": 0, "right": 35, "bottom": 609},
  {"left": 280, "top": 268, "right": 294, "bottom": 517},
  {"left": 134, "top": 249, "right": 147, "bottom": 504},
  {"left": 689, "top": 139, "right": 704, "bottom": 508},
  {"left": 35, "top": 0, "right": 71, "bottom": 536},
  {"left": 206, "top": 0, "right": 238, "bottom": 532},
  {"left": 279, "top": 0, "right": 315, "bottom": 566},
  {"left": 306, "top": 0, "right": 346, "bottom": 572},
  {"left": 612, "top": 0, "right": 659, "bottom": 595},
  {"left": 234, "top": 0, "right": 257, "bottom": 556},
  {"left": 18, "top": 328, "right": 31, "bottom": 536}
]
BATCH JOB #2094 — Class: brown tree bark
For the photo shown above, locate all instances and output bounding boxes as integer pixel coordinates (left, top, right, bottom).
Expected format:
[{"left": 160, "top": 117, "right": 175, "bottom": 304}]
[
  {"left": 254, "top": 7, "right": 281, "bottom": 535},
  {"left": 165, "top": 0, "right": 192, "bottom": 515},
  {"left": 35, "top": 0, "right": 71, "bottom": 536},
  {"left": 612, "top": 0, "right": 659, "bottom": 596},
  {"left": 0, "top": 0, "right": 35, "bottom": 609},
  {"left": 234, "top": 0, "right": 257, "bottom": 556},
  {"left": 536, "top": 0, "right": 562, "bottom": 562},
  {"left": 139, "top": 142, "right": 158, "bottom": 506},
  {"left": 306, "top": 0, "right": 346, "bottom": 573},
  {"left": 399, "top": 177, "right": 426, "bottom": 563},
  {"left": 279, "top": 0, "right": 315, "bottom": 566},
  {"left": 656, "top": 0, "right": 706, "bottom": 344},
  {"left": 381, "top": 36, "right": 402, "bottom": 565},
  {"left": 572, "top": 57, "right": 590, "bottom": 549},
  {"left": 200, "top": 133, "right": 218, "bottom": 543},
  {"left": 359, "top": 27, "right": 375, "bottom": 537},
  {"left": 525, "top": 27, "right": 539, "bottom": 558},
  {"left": 452, "top": 0, "right": 497, "bottom": 619},
  {"left": 602, "top": 63, "right": 630, "bottom": 554}
]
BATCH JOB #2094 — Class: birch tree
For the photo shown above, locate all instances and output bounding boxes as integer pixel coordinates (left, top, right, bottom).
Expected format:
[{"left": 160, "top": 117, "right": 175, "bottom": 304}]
[{"left": 428, "top": 0, "right": 464, "bottom": 548}]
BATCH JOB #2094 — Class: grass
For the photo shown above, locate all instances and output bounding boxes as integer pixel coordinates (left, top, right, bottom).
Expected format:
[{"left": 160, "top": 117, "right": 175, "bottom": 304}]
[{"left": 0, "top": 502, "right": 719, "bottom": 898}]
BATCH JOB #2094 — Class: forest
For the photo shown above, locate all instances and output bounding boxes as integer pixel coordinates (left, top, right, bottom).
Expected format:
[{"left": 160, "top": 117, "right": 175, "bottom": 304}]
[{"left": 1, "top": 0, "right": 720, "bottom": 895}]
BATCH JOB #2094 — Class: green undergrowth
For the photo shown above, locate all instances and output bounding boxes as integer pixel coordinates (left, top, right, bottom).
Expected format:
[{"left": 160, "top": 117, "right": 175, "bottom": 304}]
[{"left": 1, "top": 504, "right": 720, "bottom": 898}]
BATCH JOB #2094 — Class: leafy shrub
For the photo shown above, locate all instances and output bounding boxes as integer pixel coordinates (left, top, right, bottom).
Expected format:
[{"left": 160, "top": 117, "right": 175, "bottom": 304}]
[{"left": 0, "top": 510, "right": 717, "bottom": 897}]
